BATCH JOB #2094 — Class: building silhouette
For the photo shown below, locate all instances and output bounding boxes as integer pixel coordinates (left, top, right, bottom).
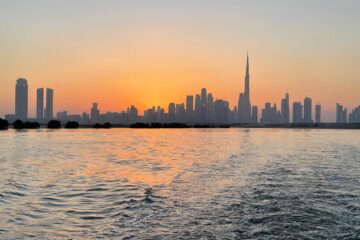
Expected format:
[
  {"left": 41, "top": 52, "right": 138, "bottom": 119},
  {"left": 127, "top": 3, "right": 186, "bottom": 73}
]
[
  {"left": 315, "top": 104, "right": 321, "bottom": 123},
  {"left": 194, "top": 94, "right": 201, "bottom": 122},
  {"left": 15, "top": 78, "right": 28, "bottom": 120},
  {"left": 168, "top": 103, "right": 175, "bottom": 122},
  {"left": 91, "top": 103, "right": 100, "bottom": 123},
  {"left": 251, "top": 106, "right": 258, "bottom": 123},
  {"left": 348, "top": 106, "right": 360, "bottom": 123},
  {"left": 6, "top": 56, "right": 358, "bottom": 125},
  {"left": 281, "top": 92, "right": 290, "bottom": 123},
  {"left": 238, "top": 54, "right": 252, "bottom": 123},
  {"left": 36, "top": 88, "right": 44, "bottom": 121},
  {"left": 336, "top": 103, "right": 347, "bottom": 123},
  {"left": 293, "top": 102, "right": 303, "bottom": 123},
  {"left": 303, "top": 97, "right": 312, "bottom": 123},
  {"left": 207, "top": 93, "right": 214, "bottom": 123},
  {"left": 186, "top": 95, "right": 194, "bottom": 122},
  {"left": 261, "top": 102, "right": 280, "bottom": 123},
  {"left": 45, "top": 88, "right": 54, "bottom": 120}
]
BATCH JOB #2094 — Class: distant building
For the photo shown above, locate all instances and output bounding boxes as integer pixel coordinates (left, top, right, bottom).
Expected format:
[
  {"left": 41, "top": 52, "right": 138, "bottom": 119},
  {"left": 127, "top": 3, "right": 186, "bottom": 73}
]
[
  {"left": 251, "top": 106, "right": 258, "bottom": 123},
  {"left": 261, "top": 102, "right": 280, "bottom": 123},
  {"left": 348, "top": 105, "right": 360, "bottom": 123},
  {"left": 315, "top": 104, "right": 321, "bottom": 123},
  {"left": 207, "top": 93, "right": 214, "bottom": 123},
  {"left": 45, "top": 88, "right": 54, "bottom": 120},
  {"left": 128, "top": 105, "right": 138, "bottom": 123},
  {"left": 214, "top": 99, "right": 229, "bottom": 124},
  {"left": 15, "top": 78, "right": 28, "bottom": 120},
  {"left": 336, "top": 103, "right": 347, "bottom": 123},
  {"left": 186, "top": 95, "right": 194, "bottom": 122},
  {"left": 168, "top": 103, "right": 175, "bottom": 122},
  {"left": 281, "top": 92, "right": 290, "bottom": 123},
  {"left": 293, "top": 102, "right": 303, "bottom": 123},
  {"left": 200, "top": 88, "right": 207, "bottom": 122},
  {"left": 5, "top": 114, "right": 16, "bottom": 123},
  {"left": 238, "top": 54, "right": 252, "bottom": 123},
  {"left": 91, "top": 103, "right": 100, "bottom": 123},
  {"left": 37, "top": 88, "right": 44, "bottom": 121},
  {"left": 194, "top": 94, "right": 201, "bottom": 122},
  {"left": 303, "top": 97, "right": 312, "bottom": 123},
  {"left": 81, "top": 112, "right": 90, "bottom": 124},
  {"left": 57, "top": 111, "right": 68, "bottom": 122},
  {"left": 175, "top": 103, "right": 186, "bottom": 122}
]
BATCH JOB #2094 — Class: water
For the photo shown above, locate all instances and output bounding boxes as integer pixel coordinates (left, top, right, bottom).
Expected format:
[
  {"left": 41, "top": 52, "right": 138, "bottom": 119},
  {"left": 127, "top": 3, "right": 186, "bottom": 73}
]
[{"left": 0, "top": 128, "right": 359, "bottom": 239}]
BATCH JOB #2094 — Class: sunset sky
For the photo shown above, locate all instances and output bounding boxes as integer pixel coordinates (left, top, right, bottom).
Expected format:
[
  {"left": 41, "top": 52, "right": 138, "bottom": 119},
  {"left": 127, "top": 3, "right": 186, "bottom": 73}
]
[{"left": 0, "top": 0, "right": 359, "bottom": 121}]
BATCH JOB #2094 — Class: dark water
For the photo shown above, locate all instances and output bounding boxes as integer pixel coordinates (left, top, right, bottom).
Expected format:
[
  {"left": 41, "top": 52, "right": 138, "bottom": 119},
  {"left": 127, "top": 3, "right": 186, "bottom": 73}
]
[{"left": 0, "top": 128, "right": 359, "bottom": 239}]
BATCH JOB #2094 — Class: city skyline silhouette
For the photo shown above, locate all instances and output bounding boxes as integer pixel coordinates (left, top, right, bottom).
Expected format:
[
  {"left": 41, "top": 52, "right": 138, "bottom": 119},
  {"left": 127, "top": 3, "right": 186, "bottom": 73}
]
[
  {"left": 1, "top": 1, "right": 360, "bottom": 121},
  {"left": 3, "top": 54, "right": 359, "bottom": 125}
]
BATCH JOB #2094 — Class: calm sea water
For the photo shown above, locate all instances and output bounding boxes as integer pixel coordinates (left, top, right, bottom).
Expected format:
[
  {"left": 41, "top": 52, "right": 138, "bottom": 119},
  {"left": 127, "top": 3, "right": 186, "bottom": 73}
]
[{"left": 0, "top": 128, "right": 359, "bottom": 239}]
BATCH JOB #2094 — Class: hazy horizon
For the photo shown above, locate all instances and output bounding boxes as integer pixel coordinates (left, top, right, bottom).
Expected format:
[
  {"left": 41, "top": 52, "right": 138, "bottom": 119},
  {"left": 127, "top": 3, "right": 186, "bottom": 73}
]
[{"left": 1, "top": 0, "right": 359, "bottom": 121}]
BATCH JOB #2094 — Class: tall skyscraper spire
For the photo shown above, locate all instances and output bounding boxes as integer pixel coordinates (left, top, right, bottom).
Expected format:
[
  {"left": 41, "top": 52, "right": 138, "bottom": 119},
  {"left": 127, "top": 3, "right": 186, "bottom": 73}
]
[
  {"left": 238, "top": 53, "right": 252, "bottom": 123},
  {"left": 245, "top": 53, "right": 250, "bottom": 100}
]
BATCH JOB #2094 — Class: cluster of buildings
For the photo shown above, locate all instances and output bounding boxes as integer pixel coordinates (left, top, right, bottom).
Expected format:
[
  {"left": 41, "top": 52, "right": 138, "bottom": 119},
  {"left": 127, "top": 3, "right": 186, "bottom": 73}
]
[
  {"left": 5, "top": 78, "right": 54, "bottom": 123},
  {"left": 3, "top": 55, "right": 360, "bottom": 125},
  {"left": 336, "top": 103, "right": 360, "bottom": 124}
]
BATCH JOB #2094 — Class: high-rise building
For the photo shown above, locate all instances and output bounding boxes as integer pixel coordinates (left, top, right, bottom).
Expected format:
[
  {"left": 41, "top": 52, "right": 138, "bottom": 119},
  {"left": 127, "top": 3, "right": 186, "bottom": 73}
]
[
  {"left": 91, "top": 103, "right": 100, "bottom": 123},
  {"left": 315, "top": 104, "right": 321, "bottom": 123},
  {"left": 336, "top": 103, "right": 347, "bottom": 123},
  {"left": 194, "top": 94, "right": 201, "bottom": 122},
  {"left": 293, "top": 102, "right": 303, "bottom": 123},
  {"left": 261, "top": 102, "right": 280, "bottom": 123},
  {"left": 15, "top": 78, "right": 28, "bottom": 120},
  {"left": 45, "top": 88, "right": 54, "bottom": 119},
  {"left": 175, "top": 103, "right": 186, "bottom": 123},
  {"left": 186, "top": 95, "right": 194, "bottom": 122},
  {"left": 303, "top": 97, "right": 312, "bottom": 123},
  {"left": 200, "top": 88, "right": 207, "bottom": 107},
  {"left": 200, "top": 88, "right": 207, "bottom": 122},
  {"left": 207, "top": 93, "right": 214, "bottom": 123},
  {"left": 168, "top": 103, "right": 175, "bottom": 122},
  {"left": 238, "top": 54, "right": 252, "bottom": 123},
  {"left": 214, "top": 99, "right": 229, "bottom": 124},
  {"left": 128, "top": 105, "right": 138, "bottom": 123},
  {"left": 251, "top": 106, "right": 258, "bottom": 123},
  {"left": 348, "top": 106, "right": 360, "bottom": 123},
  {"left": 281, "top": 92, "right": 290, "bottom": 123},
  {"left": 36, "top": 88, "right": 44, "bottom": 121}
]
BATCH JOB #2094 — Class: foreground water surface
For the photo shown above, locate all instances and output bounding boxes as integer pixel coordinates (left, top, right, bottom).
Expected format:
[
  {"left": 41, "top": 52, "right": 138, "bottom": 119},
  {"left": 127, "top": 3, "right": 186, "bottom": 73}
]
[{"left": 0, "top": 128, "right": 359, "bottom": 239}]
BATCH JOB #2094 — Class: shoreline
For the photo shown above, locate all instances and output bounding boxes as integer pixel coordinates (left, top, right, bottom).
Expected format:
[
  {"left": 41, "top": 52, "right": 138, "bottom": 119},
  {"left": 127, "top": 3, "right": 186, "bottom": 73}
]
[{"left": 1, "top": 123, "right": 360, "bottom": 130}]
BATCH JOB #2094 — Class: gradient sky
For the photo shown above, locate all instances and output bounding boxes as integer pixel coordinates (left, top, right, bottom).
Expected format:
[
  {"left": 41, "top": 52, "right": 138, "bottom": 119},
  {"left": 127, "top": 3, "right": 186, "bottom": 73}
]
[{"left": 0, "top": 0, "right": 359, "bottom": 121}]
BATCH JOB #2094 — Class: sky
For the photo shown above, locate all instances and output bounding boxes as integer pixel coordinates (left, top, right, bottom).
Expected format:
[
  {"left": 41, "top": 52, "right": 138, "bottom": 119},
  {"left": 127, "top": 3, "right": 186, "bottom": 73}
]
[{"left": 0, "top": 0, "right": 359, "bottom": 121}]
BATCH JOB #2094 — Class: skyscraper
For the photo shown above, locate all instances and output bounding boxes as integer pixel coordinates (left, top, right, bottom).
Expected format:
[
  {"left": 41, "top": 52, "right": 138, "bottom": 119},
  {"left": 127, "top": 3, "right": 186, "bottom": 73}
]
[
  {"left": 251, "top": 106, "right": 258, "bottom": 123},
  {"left": 45, "top": 88, "right": 54, "bottom": 120},
  {"left": 15, "top": 78, "right": 28, "bottom": 120},
  {"left": 207, "top": 93, "right": 214, "bottom": 123},
  {"left": 194, "top": 94, "right": 201, "bottom": 122},
  {"left": 281, "top": 92, "right": 290, "bottom": 123},
  {"left": 37, "top": 88, "right": 44, "bottom": 121},
  {"left": 168, "top": 103, "right": 175, "bottom": 122},
  {"left": 315, "top": 104, "right": 321, "bottom": 123},
  {"left": 303, "top": 97, "right": 312, "bottom": 123},
  {"left": 293, "top": 102, "right": 303, "bottom": 123},
  {"left": 336, "top": 103, "right": 347, "bottom": 123},
  {"left": 91, "top": 103, "right": 100, "bottom": 123},
  {"left": 186, "top": 95, "right": 194, "bottom": 122},
  {"left": 200, "top": 88, "right": 207, "bottom": 122},
  {"left": 200, "top": 88, "right": 207, "bottom": 107},
  {"left": 238, "top": 54, "right": 252, "bottom": 123}
]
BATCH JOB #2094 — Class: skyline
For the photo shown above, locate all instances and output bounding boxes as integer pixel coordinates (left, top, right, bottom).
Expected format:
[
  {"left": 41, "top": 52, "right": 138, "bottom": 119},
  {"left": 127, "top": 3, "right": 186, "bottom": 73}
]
[
  {"left": 4, "top": 55, "right": 359, "bottom": 124},
  {"left": 1, "top": 1, "right": 360, "bottom": 121}
]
